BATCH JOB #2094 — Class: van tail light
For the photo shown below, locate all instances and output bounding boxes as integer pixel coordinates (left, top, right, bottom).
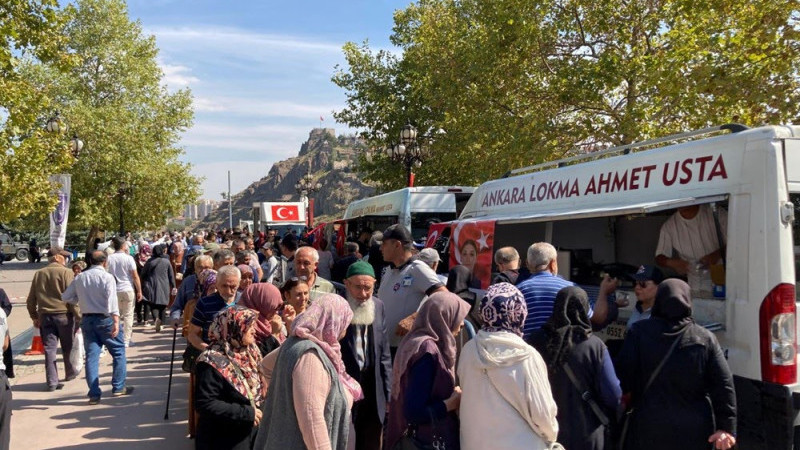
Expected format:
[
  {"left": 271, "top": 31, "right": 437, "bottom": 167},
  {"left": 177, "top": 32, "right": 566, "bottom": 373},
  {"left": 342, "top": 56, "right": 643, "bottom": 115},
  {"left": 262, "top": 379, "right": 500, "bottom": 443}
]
[{"left": 759, "top": 283, "right": 797, "bottom": 384}]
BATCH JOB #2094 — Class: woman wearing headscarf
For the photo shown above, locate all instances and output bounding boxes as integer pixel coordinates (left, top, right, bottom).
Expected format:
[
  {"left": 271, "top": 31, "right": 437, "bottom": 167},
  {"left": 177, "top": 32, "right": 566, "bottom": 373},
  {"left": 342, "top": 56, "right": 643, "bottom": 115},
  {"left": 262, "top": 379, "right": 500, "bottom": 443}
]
[
  {"left": 447, "top": 264, "right": 480, "bottom": 327},
  {"left": 385, "top": 291, "right": 471, "bottom": 450},
  {"left": 616, "top": 279, "right": 736, "bottom": 450},
  {"left": 238, "top": 283, "right": 285, "bottom": 357},
  {"left": 458, "top": 283, "right": 558, "bottom": 450},
  {"left": 134, "top": 242, "right": 152, "bottom": 325},
  {"left": 529, "top": 286, "right": 621, "bottom": 450},
  {"left": 237, "top": 264, "right": 254, "bottom": 292},
  {"left": 141, "top": 243, "right": 175, "bottom": 332},
  {"left": 255, "top": 294, "right": 360, "bottom": 450},
  {"left": 195, "top": 305, "right": 266, "bottom": 450}
]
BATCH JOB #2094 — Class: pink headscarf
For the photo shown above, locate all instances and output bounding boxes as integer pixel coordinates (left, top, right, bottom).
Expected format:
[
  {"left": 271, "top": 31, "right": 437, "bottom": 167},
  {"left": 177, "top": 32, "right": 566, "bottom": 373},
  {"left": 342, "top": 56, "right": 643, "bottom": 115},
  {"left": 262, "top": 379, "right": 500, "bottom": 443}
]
[
  {"left": 291, "top": 293, "right": 363, "bottom": 401},
  {"left": 390, "top": 291, "right": 471, "bottom": 400},
  {"left": 239, "top": 283, "right": 283, "bottom": 342}
]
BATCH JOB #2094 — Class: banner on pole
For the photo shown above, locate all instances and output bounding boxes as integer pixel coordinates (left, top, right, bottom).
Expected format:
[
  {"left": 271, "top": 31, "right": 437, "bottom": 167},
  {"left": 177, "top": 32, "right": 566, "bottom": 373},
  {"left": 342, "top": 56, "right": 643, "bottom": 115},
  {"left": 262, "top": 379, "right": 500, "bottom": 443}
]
[{"left": 49, "top": 174, "right": 71, "bottom": 249}]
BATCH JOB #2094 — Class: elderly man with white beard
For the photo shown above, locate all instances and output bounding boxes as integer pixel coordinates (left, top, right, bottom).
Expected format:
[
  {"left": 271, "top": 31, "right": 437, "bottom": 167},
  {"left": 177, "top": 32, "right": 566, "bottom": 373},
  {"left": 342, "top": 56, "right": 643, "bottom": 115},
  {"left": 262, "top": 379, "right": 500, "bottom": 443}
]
[{"left": 340, "top": 261, "right": 392, "bottom": 450}]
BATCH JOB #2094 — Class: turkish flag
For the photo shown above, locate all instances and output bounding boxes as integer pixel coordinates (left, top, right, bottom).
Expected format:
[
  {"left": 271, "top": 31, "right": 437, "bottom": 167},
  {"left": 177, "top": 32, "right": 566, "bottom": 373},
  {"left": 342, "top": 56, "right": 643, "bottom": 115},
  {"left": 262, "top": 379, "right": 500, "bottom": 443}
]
[
  {"left": 449, "top": 220, "right": 496, "bottom": 289},
  {"left": 271, "top": 204, "right": 300, "bottom": 222}
]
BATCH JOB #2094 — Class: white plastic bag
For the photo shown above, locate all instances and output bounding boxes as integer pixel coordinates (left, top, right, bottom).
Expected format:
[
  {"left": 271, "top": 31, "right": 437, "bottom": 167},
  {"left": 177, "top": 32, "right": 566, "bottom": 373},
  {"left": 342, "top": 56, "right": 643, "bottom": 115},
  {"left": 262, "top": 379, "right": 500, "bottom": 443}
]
[{"left": 70, "top": 329, "right": 84, "bottom": 374}]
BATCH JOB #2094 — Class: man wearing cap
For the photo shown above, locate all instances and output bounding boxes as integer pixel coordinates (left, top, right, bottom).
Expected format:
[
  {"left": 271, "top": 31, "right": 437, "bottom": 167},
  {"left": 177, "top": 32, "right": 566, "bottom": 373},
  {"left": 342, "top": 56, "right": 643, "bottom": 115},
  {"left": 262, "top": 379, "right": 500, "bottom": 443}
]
[
  {"left": 259, "top": 243, "right": 279, "bottom": 284},
  {"left": 62, "top": 250, "right": 133, "bottom": 404},
  {"left": 418, "top": 248, "right": 448, "bottom": 284},
  {"left": 26, "top": 246, "right": 81, "bottom": 391},
  {"left": 378, "top": 224, "right": 446, "bottom": 353},
  {"left": 340, "top": 261, "right": 392, "bottom": 450},
  {"left": 627, "top": 265, "right": 665, "bottom": 327}
]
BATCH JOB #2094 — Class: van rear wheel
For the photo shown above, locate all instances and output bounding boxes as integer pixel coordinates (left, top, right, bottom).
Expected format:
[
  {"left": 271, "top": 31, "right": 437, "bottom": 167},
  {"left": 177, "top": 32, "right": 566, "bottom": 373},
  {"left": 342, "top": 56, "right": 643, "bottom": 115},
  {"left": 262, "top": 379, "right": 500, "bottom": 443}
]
[{"left": 15, "top": 248, "right": 28, "bottom": 261}]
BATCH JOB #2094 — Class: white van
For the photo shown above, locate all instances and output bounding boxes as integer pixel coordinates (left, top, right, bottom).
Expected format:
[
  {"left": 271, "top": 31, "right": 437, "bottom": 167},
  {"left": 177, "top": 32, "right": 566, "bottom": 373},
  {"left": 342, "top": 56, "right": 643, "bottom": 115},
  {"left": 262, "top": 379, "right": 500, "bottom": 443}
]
[
  {"left": 444, "top": 124, "right": 800, "bottom": 449},
  {"left": 341, "top": 186, "right": 475, "bottom": 243}
]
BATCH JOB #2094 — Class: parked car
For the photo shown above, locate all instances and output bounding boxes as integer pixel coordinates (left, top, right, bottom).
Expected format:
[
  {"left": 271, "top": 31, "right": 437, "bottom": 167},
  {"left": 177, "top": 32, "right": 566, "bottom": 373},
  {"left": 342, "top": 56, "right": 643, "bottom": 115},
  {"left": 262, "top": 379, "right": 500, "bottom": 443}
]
[{"left": 0, "top": 232, "right": 30, "bottom": 261}]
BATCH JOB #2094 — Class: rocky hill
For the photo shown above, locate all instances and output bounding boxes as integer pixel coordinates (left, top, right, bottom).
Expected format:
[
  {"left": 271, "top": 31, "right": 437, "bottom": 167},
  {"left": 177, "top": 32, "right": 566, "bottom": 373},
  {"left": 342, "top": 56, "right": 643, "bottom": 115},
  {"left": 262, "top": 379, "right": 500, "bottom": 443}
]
[{"left": 196, "top": 128, "right": 375, "bottom": 229}]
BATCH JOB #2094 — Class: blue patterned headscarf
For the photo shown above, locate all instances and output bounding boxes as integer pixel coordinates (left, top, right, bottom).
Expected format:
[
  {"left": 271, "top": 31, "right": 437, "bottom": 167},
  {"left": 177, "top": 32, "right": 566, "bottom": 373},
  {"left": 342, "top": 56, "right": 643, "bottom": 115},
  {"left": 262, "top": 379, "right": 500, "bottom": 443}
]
[{"left": 480, "top": 282, "right": 527, "bottom": 336}]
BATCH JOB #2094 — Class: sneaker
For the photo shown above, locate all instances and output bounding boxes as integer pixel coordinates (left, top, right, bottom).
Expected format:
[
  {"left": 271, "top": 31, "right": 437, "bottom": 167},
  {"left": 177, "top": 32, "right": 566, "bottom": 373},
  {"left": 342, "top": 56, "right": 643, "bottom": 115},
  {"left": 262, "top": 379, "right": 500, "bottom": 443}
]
[
  {"left": 88, "top": 397, "right": 101, "bottom": 405},
  {"left": 64, "top": 375, "right": 77, "bottom": 382},
  {"left": 112, "top": 386, "right": 134, "bottom": 397},
  {"left": 155, "top": 319, "right": 162, "bottom": 333},
  {"left": 46, "top": 383, "right": 64, "bottom": 392}
]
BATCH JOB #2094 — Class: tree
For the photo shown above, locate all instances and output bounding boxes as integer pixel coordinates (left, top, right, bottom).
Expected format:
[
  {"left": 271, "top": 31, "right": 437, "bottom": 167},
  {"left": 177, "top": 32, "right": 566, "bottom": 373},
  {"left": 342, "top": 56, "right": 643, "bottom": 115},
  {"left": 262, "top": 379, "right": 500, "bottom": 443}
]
[
  {"left": 0, "top": 0, "right": 76, "bottom": 221},
  {"left": 21, "top": 0, "right": 199, "bottom": 246},
  {"left": 333, "top": 0, "right": 800, "bottom": 189}
]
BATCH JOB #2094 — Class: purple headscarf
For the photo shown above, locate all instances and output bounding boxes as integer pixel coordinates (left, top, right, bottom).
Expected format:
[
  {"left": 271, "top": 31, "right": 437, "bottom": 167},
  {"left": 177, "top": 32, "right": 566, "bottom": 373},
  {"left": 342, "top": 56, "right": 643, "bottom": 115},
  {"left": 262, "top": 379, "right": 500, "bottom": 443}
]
[{"left": 480, "top": 282, "right": 528, "bottom": 336}]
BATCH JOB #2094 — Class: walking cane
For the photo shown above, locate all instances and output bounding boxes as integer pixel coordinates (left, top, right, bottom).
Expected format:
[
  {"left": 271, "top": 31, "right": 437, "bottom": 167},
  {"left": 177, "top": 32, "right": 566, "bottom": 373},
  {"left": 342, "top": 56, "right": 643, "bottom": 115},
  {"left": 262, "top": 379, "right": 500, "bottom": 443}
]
[{"left": 164, "top": 326, "right": 178, "bottom": 420}]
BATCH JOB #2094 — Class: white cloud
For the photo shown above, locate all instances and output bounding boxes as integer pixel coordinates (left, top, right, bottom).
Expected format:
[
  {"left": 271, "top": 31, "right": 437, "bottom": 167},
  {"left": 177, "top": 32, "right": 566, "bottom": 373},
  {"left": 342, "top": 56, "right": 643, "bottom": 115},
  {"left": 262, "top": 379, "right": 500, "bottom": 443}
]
[
  {"left": 159, "top": 61, "right": 199, "bottom": 88},
  {"left": 149, "top": 27, "right": 344, "bottom": 55},
  {"left": 190, "top": 96, "right": 340, "bottom": 119}
]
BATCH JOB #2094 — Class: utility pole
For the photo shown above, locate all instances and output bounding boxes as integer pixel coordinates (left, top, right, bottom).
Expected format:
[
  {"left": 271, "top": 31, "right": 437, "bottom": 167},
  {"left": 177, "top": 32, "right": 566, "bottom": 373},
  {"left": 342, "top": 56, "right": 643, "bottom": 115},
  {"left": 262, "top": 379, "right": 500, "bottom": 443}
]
[{"left": 228, "top": 170, "right": 233, "bottom": 229}]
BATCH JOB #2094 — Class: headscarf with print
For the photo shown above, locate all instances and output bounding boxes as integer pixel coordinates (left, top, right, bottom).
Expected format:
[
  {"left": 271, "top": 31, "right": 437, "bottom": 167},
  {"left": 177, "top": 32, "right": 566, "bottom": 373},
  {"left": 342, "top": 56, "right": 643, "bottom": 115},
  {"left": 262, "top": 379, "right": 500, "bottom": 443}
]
[
  {"left": 137, "top": 242, "right": 152, "bottom": 265},
  {"left": 198, "top": 269, "right": 217, "bottom": 297},
  {"left": 391, "top": 291, "right": 471, "bottom": 400},
  {"left": 480, "top": 282, "right": 527, "bottom": 336},
  {"left": 239, "top": 283, "right": 283, "bottom": 342},
  {"left": 542, "top": 286, "right": 592, "bottom": 372},
  {"left": 290, "top": 293, "right": 362, "bottom": 401},
  {"left": 195, "top": 305, "right": 266, "bottom": 406}
]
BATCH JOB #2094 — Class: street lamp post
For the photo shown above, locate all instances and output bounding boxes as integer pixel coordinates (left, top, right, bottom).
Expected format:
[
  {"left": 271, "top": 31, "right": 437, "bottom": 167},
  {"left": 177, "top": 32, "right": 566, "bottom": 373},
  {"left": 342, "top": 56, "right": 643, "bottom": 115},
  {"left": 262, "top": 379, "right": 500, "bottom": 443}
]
[
  {"left": 385, "top": 124, "right": 428, "bottom": 187},
  {"left": 294, "top": 162, "right": 322, "bottom": 227}
]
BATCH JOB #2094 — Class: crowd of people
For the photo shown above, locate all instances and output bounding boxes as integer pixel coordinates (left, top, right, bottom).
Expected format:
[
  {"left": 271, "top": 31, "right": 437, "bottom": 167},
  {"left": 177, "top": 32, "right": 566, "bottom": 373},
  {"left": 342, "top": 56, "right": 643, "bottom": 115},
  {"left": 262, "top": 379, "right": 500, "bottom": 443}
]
[{"left": 15, "top": 216, "right": 738, "bottom": 450}]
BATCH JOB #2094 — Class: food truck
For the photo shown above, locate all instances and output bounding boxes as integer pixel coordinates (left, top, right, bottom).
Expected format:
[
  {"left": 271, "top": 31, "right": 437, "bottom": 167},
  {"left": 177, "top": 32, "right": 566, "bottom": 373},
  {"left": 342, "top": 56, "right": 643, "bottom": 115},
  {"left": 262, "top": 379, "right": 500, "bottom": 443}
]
[{"left": 435, "top": 124, "right": 800, "bottom": 449}]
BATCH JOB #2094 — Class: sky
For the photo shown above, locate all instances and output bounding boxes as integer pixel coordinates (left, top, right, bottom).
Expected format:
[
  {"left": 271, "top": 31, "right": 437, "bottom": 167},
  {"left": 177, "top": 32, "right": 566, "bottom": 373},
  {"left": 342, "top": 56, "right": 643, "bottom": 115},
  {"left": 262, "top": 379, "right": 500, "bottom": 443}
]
[{"left": 125, "top": 0, "right": 407, "bottom": 201}]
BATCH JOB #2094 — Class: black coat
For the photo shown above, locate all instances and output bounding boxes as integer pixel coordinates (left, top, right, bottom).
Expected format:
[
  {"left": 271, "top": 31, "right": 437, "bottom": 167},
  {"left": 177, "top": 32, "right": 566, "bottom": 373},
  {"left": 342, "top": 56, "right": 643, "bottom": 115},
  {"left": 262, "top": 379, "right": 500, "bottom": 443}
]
[
  {"left": 530, "top": 331, "right": 617, "bottom": 450},
  {"left": 141, "top": 256, "right": 175, "bottom": 306},
  {"left": 339, "top": 296, "right": 392, "bottom": 422},
  {"left": 616, "top": 319, "right": 736, "bottom": 450},
  {"left": 194, "top": 362, "right": 256, "bottom": 450}
]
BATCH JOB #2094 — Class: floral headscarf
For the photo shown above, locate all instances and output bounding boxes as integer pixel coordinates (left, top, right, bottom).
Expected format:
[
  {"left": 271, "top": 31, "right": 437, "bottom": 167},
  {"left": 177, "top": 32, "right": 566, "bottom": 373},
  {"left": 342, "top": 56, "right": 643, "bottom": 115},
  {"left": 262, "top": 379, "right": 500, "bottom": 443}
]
[
  {"left": 239, "top": 283, "right": 283, "bottom": 342},
  {"left": 196, "top": 305, "right": 266, "bottom": 406},
  {"left": 198, "top": 269, "right": 217, "bottom": 297},
  {"left": 137, "top": 242, "right": 152, "bottom": 265},
  {"left": 480, "top": 282, "right": 527, "bottom": 337},
  {"left": 291, "top": 293, "right": 362, "bottom": 401}
]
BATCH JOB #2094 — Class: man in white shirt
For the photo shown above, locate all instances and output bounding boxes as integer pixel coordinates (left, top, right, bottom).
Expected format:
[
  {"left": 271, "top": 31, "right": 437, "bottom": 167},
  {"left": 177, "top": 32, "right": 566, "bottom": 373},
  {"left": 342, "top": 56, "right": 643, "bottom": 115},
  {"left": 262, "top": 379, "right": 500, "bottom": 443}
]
[
  {"left": 655, "top": 204, "right": 727, "bottom": 275},
  {"left": 106, "top": 236, "right": 142, "bottom": 347},
  {"left": 62, "top": 251, "right": 133, "bottom": 405}
]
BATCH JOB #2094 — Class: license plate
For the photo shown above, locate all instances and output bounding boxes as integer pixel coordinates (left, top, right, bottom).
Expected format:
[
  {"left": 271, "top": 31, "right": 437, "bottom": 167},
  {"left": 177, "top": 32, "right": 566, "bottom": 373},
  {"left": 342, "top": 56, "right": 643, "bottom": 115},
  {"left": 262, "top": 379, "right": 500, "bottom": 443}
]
[{"left": 601, "top": 321, "right": 627, "bottom": 340}]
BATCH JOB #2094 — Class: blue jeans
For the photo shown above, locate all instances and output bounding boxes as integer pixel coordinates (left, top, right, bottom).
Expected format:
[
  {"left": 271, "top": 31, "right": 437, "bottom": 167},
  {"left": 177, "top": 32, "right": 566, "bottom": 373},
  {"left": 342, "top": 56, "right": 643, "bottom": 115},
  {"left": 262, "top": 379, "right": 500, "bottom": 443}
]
[{"left": 81, "top": 315, "right": 127, "bottom": 398}]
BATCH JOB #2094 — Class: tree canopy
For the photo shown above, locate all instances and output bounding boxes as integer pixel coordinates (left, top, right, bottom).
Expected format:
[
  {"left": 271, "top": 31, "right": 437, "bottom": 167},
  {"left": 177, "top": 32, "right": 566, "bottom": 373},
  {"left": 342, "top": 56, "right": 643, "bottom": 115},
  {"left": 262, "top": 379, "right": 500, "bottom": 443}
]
[
  {"left": 0, "top": 0, "right": 75, "bottom": 220},
  {"left": 3, "top": 0, "right": 199, "bottom": 236},
  {"left": 333, "top": 0, "right": 800, "bottom": 189}
]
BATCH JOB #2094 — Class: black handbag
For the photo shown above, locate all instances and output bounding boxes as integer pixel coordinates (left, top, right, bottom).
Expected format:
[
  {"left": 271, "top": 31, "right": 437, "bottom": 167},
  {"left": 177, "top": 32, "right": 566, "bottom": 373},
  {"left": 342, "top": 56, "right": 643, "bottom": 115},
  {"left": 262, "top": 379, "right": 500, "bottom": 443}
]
[{"left": 181, "top": 345, "right": 202, "bottom": 373}]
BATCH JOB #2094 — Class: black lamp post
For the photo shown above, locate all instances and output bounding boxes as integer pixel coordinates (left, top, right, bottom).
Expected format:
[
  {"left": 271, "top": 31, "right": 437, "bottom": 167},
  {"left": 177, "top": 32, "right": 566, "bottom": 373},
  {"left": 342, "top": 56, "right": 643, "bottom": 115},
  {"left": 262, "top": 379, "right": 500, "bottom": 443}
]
[
  {"left": 46, "top": 111, "right": 84, "bottom": 159},
  {"left": 385, "top": 124, "right": 428, "bottom": 187},
  {"left": 118, "top": 182, "right": 132, "bottom": 235},
  {"left": 294, "top": 163, "right": 322, "bottom": 227}
]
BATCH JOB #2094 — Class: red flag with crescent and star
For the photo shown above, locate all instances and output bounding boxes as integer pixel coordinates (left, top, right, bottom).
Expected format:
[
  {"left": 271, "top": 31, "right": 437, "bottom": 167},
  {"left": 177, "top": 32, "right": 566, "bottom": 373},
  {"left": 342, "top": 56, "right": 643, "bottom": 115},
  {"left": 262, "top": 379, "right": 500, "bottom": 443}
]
[
  {"left": 449, "top": 220, "right": 496, "bottom": 289},
  {"left": 270, "top": 204, "right": 300, "bottom": 222}
]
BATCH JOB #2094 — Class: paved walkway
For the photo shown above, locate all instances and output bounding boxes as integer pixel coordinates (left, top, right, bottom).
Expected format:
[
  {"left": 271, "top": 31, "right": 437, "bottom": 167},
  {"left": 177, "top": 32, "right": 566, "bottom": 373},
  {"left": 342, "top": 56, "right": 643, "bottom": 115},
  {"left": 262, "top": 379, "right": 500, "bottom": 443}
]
[{"left": 10, "top": 324, "right": 194, "bottom": 450}]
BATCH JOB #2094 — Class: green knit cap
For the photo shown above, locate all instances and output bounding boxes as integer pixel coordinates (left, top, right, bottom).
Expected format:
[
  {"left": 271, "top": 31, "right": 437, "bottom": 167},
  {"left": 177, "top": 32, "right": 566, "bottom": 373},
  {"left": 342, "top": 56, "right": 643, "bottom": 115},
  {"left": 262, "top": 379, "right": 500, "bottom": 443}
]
[{"left": 346, "top": 260, "right": 375, "bottom": 279}]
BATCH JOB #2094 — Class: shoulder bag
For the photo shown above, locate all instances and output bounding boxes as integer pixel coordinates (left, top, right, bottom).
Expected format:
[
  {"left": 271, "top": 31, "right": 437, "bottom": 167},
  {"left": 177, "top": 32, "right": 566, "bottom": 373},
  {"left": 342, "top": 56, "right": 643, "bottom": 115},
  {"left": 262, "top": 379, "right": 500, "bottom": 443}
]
[{"left": 618, "top": 331, "right": 685, "bottom": 449}]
